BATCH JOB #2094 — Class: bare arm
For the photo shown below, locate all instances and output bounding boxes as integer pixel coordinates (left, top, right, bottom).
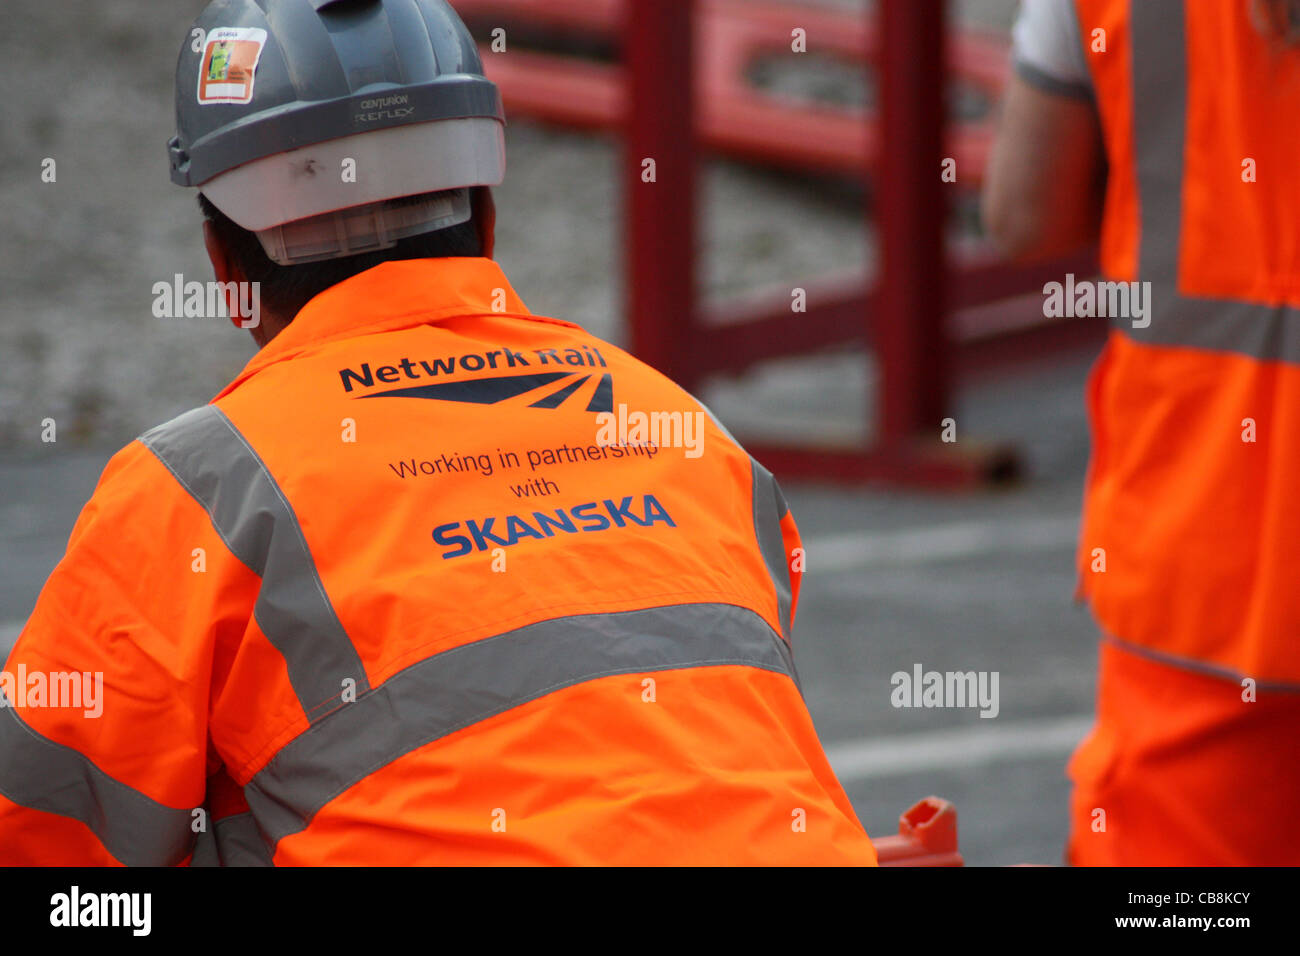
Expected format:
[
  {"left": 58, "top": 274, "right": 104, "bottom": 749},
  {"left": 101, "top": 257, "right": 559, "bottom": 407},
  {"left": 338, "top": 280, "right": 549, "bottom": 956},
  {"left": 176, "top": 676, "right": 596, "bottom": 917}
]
[{"left": 981, "top": 73, "right": 1107, "bottom": 262}]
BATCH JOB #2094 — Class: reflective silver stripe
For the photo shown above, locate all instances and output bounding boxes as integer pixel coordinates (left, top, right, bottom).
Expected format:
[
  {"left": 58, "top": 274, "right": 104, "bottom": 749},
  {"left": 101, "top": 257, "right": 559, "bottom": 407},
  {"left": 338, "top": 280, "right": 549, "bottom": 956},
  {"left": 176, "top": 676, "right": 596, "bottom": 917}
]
[
  {"left": 1105, "top": 635, "right": 1300, "bottom": 693},
  {"left": 1131, "top": 0, "right": 1187, "bottom": 291},
  {"left": 750, "top": 459, "right": 794, "bottom": 643},
  {"left": 0, "top": 703, "right": 196, "bottom": 865},
  {"left": 1122, "top": 296, "right": 1300, "bottom": 360},
  {"left": 691, "top": 392, "right": 743, "bottom": 449},
  {"left": 191, "top": 812, "right": 274, "bottom": 867},
  {"left": 690, "top": 390, "right": 796, "bottom": 649},
  {"left": 1124, "top": 0, "right": 1300, "bottom": 361},
  {"left": 140, "top": 406, "right": 369, "bottom": 720},
  {"left": 693, "top": 392, "right": 796, "bottom": 660},
  {"left": 243, "top": 602, "right": 793, "bottom": 852}
]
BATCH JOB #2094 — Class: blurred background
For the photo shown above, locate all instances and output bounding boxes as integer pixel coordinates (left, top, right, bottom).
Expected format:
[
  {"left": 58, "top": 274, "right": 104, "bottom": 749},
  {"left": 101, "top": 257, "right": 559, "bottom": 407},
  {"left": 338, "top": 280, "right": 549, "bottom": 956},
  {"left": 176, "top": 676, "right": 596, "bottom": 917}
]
[{"left": 0, "top": 0, "right": 1104, "bottom": 864}]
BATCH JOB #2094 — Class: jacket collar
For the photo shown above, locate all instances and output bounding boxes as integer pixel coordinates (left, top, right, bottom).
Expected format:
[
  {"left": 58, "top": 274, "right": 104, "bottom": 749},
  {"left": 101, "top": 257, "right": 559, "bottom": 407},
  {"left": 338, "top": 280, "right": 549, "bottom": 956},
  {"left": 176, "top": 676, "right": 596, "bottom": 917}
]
[{"left": 215, "top": 258, "right": 542, "bottom": 398}]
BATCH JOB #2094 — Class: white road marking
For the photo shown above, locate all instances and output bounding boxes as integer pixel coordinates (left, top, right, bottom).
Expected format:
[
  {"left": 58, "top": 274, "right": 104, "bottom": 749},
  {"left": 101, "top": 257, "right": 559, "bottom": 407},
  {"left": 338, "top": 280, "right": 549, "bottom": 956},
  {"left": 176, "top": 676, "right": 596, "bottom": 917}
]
[
  {"left": 805, "top": 515, "right": 1080, "bottom": 573},
  {"left": 824, "top": 715, "right": 1095, "bottom": 782}
]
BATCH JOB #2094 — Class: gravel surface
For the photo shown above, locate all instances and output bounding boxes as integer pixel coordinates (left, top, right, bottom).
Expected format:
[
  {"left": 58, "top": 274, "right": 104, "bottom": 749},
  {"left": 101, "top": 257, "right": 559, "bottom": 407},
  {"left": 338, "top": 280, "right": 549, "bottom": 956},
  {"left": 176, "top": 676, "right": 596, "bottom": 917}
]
[{"left": 0, "top": 0, "right": 1018, "bottom": 452}]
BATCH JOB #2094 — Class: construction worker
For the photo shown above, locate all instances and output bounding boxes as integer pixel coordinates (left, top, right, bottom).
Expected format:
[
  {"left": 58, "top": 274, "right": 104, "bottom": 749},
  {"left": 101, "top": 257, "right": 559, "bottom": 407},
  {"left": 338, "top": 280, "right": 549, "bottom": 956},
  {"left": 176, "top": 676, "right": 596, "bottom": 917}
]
[
  {"left": 984, "top": 0, "right": 1300, "bottom": 865},
  {"left": 0, "top": 0, "right": 877, "bottom": 866}
]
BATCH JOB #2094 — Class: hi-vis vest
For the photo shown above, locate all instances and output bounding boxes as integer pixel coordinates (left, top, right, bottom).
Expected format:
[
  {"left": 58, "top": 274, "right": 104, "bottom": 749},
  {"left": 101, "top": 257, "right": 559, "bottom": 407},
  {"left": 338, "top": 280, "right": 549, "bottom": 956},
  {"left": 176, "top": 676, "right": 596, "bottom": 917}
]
[
  {"left": 0, "top": 258, "right": 877, "bottom": 865},
  {"left": 1074, "top": 0, "right": 1300, "bottom": 686}
]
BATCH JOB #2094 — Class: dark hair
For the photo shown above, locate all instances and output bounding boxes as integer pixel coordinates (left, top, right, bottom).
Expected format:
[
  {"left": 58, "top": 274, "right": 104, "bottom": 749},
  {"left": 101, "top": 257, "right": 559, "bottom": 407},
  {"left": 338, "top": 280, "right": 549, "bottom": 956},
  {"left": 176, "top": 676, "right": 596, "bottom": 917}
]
[{"left": 198, "top": 189, "right": 484, "bottom": 321}]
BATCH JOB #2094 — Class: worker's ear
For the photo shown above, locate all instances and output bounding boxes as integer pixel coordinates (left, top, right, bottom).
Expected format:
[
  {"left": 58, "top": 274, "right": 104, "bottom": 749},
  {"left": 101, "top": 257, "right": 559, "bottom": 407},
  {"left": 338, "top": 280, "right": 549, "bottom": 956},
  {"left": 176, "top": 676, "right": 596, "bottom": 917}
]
[
  {"left": 202, "top": 220, "right": 253, "bottom": 332},
  {"left": 472, "top": 186, "right": 496, "bottom": 260}
]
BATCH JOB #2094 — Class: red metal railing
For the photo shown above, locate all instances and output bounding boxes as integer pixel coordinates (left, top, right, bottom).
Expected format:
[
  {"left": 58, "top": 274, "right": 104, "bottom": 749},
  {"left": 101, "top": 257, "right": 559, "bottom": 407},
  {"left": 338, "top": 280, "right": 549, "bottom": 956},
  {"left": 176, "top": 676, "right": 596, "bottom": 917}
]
[
  {"left": 456, "top": 0, "right": 1007, "bottom": 182},
  {"left": 458, "top": 0, "right": 1102, "bottom": 488}
]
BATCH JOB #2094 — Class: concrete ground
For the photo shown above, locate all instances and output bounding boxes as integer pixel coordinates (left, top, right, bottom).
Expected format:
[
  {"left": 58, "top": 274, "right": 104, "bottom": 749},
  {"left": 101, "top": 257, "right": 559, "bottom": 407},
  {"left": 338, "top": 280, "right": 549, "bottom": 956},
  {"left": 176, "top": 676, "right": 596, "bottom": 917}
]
[{"left": 0, "top": 0, "right": 1110, "bottom": 866}]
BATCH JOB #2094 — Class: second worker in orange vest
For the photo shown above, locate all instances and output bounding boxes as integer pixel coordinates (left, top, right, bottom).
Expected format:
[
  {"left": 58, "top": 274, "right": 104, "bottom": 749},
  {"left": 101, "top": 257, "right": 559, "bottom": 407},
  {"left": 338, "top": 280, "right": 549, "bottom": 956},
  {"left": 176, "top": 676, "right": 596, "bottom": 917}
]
[{"left": 985, "top": 0, "right": 1300, "bottom": 865}]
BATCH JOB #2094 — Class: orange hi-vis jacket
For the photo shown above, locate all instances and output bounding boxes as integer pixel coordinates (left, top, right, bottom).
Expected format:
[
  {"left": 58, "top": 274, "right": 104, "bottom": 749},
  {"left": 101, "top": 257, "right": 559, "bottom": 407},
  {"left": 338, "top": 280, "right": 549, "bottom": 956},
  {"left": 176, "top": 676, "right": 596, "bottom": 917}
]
[
  {"left": 1073, "top": 0, "right": 1300, "bottom": 688},
  {"left": 1064, "top": 0, "right": 1300, "bottom": 865},
  {"left": 0, "top": 258, "right": 877, "bottom": 866}
]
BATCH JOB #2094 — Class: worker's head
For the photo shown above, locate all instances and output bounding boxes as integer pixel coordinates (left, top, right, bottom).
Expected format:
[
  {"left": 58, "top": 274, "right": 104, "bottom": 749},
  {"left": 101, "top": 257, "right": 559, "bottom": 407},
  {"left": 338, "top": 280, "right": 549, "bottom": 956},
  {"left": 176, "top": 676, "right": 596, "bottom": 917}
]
[{"left": 169, "top": 0, "right": 505, "bottom": 344}]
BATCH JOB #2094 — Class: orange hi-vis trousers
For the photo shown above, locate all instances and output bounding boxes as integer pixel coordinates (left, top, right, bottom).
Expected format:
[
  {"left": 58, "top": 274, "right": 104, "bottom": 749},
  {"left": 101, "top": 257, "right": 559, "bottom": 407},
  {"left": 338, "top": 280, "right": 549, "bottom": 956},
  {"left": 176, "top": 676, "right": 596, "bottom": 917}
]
[{"left": 1068, "top": 639, "right": 1300, "bottom": 866}]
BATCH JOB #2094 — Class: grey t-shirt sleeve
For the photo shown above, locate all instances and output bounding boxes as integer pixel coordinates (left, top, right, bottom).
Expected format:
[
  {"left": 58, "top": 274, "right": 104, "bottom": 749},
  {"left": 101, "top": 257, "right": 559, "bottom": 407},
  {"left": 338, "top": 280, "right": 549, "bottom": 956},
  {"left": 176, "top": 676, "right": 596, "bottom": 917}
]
[{"left": 1010, "top": 0, "right": 1094, "bottom": 99}]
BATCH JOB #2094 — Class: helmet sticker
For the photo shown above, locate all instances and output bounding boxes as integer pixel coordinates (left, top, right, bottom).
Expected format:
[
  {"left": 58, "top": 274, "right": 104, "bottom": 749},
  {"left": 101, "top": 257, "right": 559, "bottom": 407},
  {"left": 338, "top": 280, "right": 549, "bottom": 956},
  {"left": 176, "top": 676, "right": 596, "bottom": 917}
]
[{"left": 197, "top": 28, "right": 267, "bottom": 105}]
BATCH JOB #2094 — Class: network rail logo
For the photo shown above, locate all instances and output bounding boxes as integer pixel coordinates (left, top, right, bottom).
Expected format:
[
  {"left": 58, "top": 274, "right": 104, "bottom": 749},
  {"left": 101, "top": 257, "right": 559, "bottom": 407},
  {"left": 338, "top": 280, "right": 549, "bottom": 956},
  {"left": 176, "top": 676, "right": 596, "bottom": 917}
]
[{"left": 340, "top": 346, "right": 615, "bottom": 412}]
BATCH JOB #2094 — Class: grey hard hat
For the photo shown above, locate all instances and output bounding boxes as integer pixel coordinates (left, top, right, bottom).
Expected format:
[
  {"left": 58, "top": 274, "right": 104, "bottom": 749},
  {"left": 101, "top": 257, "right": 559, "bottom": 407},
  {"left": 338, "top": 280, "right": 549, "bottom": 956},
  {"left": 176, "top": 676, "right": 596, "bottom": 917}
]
[{"left": 169, "top": 0, "right": 506, "bottom": 264}]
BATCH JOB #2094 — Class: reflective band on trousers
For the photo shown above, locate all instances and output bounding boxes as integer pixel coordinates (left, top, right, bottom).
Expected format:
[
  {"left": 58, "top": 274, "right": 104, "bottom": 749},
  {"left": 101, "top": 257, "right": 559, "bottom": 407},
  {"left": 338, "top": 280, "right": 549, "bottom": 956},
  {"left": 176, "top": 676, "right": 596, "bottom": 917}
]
[
  {"left": 1105, "top": 635, "right": 1300, "bottom": 695},
  {"left": 1124, "top": 0, "right": 1300, "bottom": 361},
  {"left": 0, "top": 703, "right": 196, "bottom": 866},
  {"left": 140, "top": 406, "right": 370, "bottom": 721},
  {"left": 243, "top": 602, "right": 795, "bottom": 855}
]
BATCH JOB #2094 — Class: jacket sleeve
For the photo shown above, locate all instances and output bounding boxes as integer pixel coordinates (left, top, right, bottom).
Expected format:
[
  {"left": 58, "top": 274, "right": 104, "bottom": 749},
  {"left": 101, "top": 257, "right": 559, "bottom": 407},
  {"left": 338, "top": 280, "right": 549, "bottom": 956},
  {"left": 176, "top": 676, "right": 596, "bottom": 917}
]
[{"left": 0, "top": 438, "right": 256, "bottom": 865}]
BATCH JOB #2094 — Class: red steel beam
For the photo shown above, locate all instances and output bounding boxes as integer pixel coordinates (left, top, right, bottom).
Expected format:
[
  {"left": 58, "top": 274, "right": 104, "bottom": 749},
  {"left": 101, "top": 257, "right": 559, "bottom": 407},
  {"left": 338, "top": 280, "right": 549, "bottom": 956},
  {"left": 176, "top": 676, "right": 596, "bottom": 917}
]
[
  {"left": 694, "top": 247, "right": 1102, "bottom": 377},
  {"left": 625, "top": 0, "right": 699, "bottom": 386},
  {"left": 476, "top": 0, "right": 1093, "bottom": 488},
  {"left": 737, "top": 443, "right": 1021, "bottom": 489},
  {"left": 875, "top": 0, "right": 949, "bottom": 448},
  {"left": 695, "top": 275, "right": 878, "bottom": 378}
]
